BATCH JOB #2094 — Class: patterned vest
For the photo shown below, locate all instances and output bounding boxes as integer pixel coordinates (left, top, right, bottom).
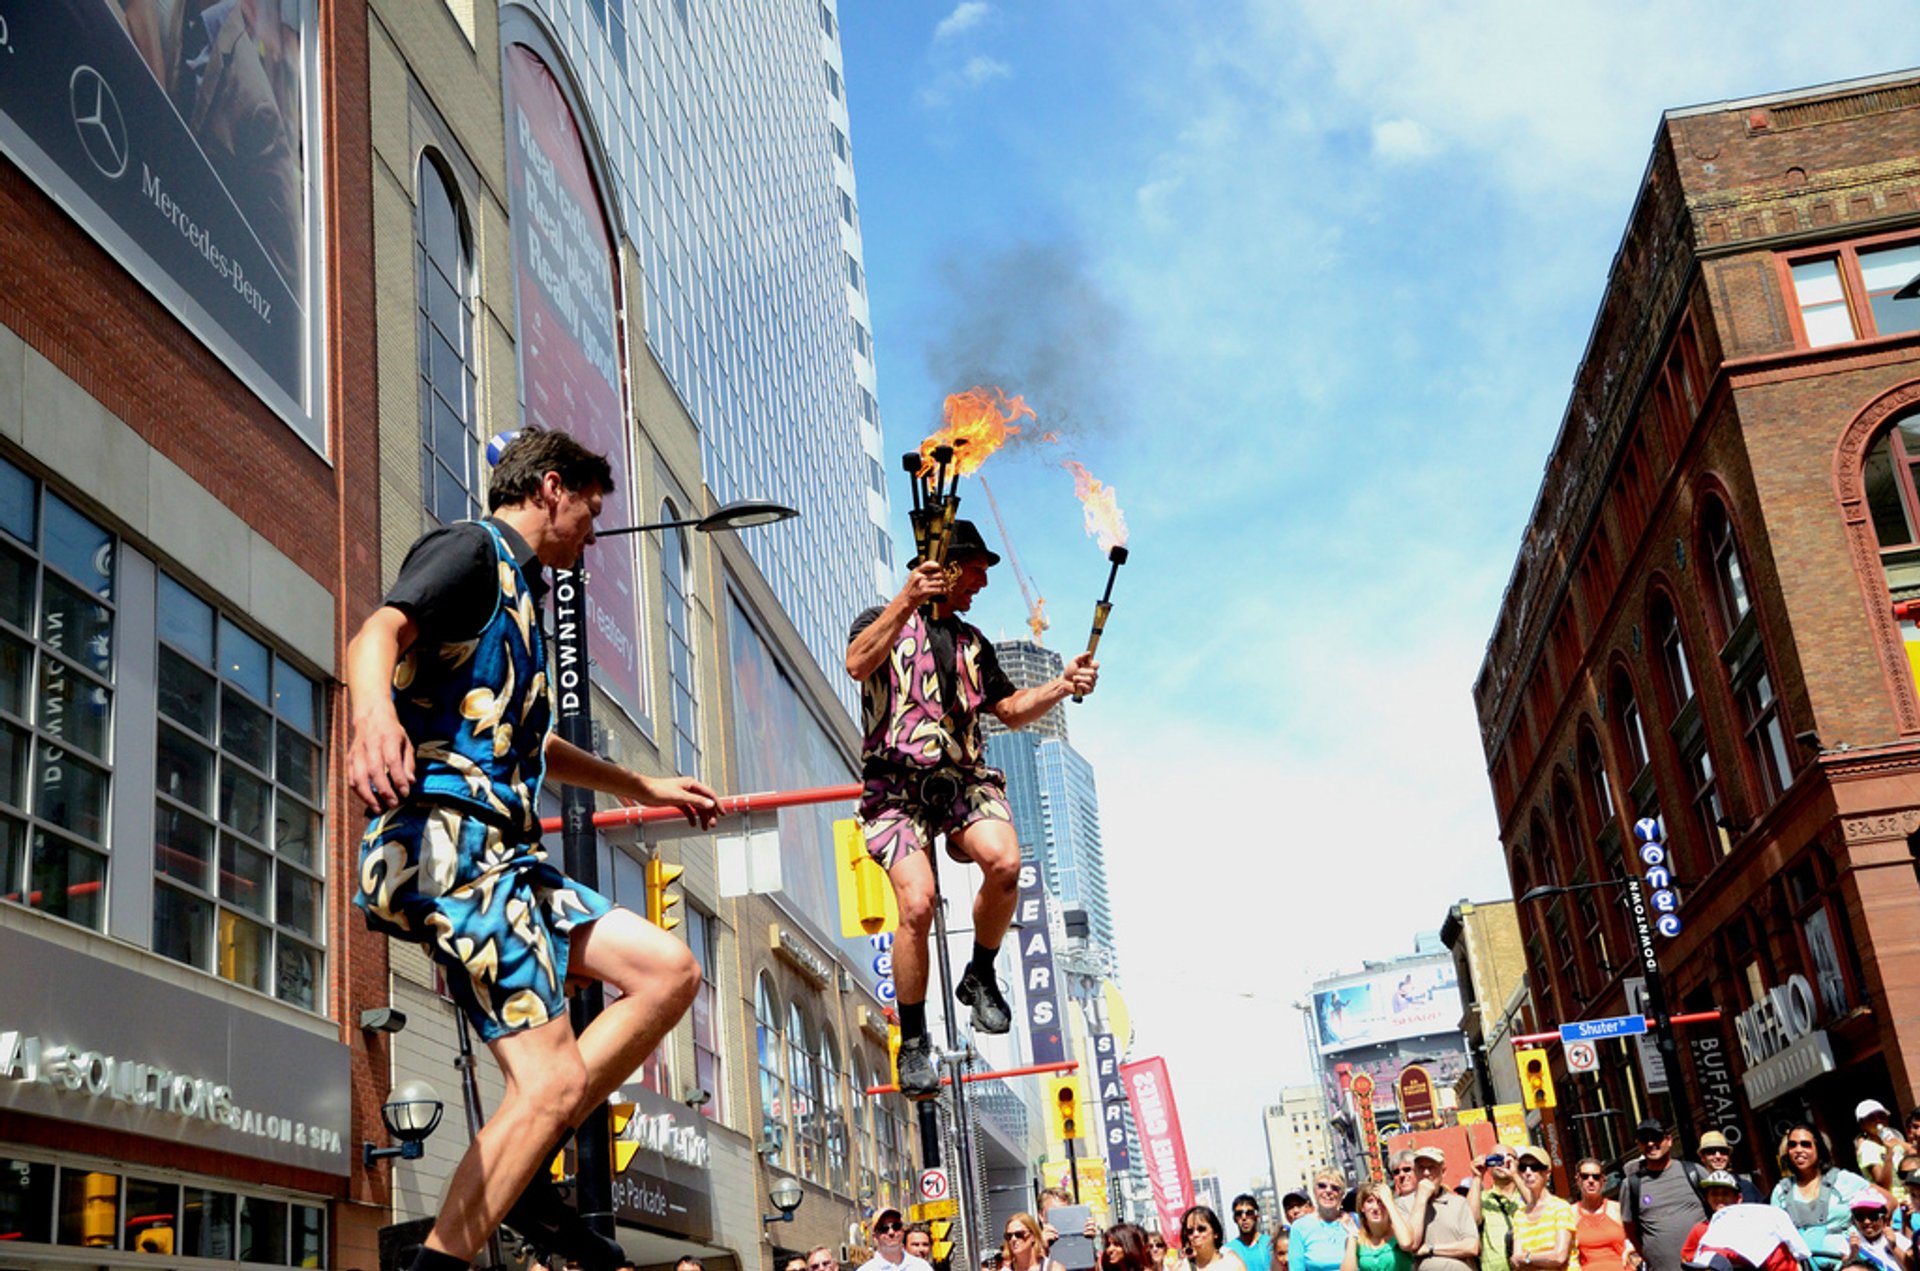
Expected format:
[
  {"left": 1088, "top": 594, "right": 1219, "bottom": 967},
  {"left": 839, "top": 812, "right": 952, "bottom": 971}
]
[
  {"left": 392, "top": 522, "right": 551, "bottom": 833},
  {"left": 859, "top": 609, "right": 993, "bottom": 771}
]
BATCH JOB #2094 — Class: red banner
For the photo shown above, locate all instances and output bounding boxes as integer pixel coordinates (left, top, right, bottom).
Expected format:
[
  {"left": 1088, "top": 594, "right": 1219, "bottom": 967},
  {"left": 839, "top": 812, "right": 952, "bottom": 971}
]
[{"left": 1120, "top": 1057, "right": 1194, "bottom": 1244}]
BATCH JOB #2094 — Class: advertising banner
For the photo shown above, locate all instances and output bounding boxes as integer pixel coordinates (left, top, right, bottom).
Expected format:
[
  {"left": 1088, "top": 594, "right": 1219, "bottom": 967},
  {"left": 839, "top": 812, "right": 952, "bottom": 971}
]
[
  {"left": 1092, "top": 1030, "right": 1133, "bottom": 1173},
  {"left": 611, "top": 1081, "right": 714, "bottom": 1240},
  {"left": 1041, "top": 1158, "right": 1111, "bottom": 1225},
  {"left": 1353, "top": 1073, "right": 1384, "bottom": 1183},
  {"left": 504, "top": 42, "right": 643, "bottom": 720},
  {"left": 1017, "top": 861, "right": 1066, "bottom": 1065},
  {"left": 1314, "top": 962, "right": 1461, "bottom": 1054},
  {"left": 1120, "top": 1057, "right": 1194, "bottom": 1244},
  {"left": 1490, "top": 1102, "right": 1528, "bottom": 1148},
  {"left": 1397, "top": 1064, "right": 1436, "bottom": 1127},
  {"left": 0, "top": 0, "right": 320, "bottom": 447}
]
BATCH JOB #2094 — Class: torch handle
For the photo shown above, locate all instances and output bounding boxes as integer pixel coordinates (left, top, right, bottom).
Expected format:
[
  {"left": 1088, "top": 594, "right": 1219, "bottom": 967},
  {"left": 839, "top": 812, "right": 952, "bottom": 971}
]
[{"left": 1070, "top": 601, "right": 1113, "bottom": 703}]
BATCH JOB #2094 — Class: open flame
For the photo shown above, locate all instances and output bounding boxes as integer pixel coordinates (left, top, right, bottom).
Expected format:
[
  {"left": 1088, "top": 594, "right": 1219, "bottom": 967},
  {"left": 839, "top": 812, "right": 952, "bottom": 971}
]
[
  {"left": 1064, "top": 460, "right": 1129, "bottom": 552},
  {"left": 1028, "top": 596, "right": 1050, "bottom": 641},
  {"left": 919, "top": 386, "right": 1036, "bottom": 477}
]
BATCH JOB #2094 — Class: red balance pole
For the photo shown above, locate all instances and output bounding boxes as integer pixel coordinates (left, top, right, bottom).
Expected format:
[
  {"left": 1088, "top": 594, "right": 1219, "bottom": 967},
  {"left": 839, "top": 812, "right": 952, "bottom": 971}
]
[
  {"left": 1507, "top": 1011, "right": 1723, "bottom": 1048},
  {"left": 537, "top": 782, "right": 864, "bottom": 835}
]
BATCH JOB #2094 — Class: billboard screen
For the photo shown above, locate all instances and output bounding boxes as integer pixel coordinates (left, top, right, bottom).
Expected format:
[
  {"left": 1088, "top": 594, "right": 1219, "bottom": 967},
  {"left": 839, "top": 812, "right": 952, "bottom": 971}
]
[
  {"left": 0, "top": 0, "right": 322, "bottom": 448},
  {"left": 1314, "top": 962, "right": 1461, "bottom": 1054},
  {"left": 503, "top": 42, "right": 644, "bottom": 721}
]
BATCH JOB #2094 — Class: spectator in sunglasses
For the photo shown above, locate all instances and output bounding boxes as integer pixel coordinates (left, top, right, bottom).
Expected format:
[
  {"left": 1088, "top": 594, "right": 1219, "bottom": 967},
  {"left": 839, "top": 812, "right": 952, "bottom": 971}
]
[
  {"left": 1694, "top": 1132, "right": 1763, "bottom": 1205},
  {"left": 1005, "top": 1213, "right": 1066, "bottom": 1271},
  {"left": 1475, "top": 1145, "right": 1526, "bottom": 1271},
  {"left": 1391, "top": 1153, "right": 1421, "bottom": 1202},
  {"left": 861, "top": 1208, "right": 934, "bottom": 1271},
  {"left": 1511, "top": 1146, "right": 1577, "bottom": 1271},
  {"left": 1184, "top": 1206, "right": 1236, "bottom": 1271},
  {"left": 1619, "top": 1118, "right": 1706, "bottom": 1271},
  {"left": 1227, "top": 1195, "right": 1269, "bottom": 1271},
  {"left": 1572, "top": 1157, "right": 1637, "bottom": 1271},
  {"left": 1294, "top": 1170, "right": 1361, "bottom": 1271},
  {"left": 1772, "top": 1121, "right": 1872, "bottom": 1258}
]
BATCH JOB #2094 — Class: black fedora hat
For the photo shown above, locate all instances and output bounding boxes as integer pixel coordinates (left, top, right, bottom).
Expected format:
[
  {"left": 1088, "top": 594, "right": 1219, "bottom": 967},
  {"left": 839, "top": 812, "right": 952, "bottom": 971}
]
[{"left": 939, "top": 519, "right": 1000, "bottom": 566}]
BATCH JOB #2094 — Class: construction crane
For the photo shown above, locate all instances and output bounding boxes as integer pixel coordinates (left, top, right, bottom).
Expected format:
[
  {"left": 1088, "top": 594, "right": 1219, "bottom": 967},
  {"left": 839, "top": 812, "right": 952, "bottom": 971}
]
[{"left": 978, "top": 476, "right": 1049, "bottom": 642}]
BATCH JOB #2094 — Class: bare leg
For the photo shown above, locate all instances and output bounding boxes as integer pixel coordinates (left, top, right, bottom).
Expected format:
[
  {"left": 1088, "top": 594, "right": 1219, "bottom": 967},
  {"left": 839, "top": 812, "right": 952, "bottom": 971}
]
[
  {"left": 565, "top": 907, "right": 701, "bottom": 1114},
  {"left": 886, "top": 848, "right": 936, "bottom": 1005},
  {"left": 949, "top": 818, "right": 1019, "bottom": 951},
  {"left": 424, "top": 1015, "right": 585, "bottom": 1260}
]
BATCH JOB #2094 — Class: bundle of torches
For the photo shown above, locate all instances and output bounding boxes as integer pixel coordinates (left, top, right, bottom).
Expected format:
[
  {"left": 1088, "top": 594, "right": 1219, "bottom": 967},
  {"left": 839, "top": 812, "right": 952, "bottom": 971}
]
[{"left": 905, "top": 387, "right": 1129, "bottom": 695}]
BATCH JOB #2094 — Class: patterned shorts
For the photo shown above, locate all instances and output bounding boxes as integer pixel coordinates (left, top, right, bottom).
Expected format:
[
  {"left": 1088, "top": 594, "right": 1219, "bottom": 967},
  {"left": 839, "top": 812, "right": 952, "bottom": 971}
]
[
  {"left": 354, "top": 802, "right": 614, "bottom": 1043},
  {"left": 858, "top": 765, "right": 1013, "bottom": 871}
]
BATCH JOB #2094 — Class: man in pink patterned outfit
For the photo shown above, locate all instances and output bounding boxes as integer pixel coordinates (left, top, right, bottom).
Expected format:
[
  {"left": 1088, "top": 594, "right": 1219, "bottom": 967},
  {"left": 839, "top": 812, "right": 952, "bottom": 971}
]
[{"left": 845, "top": 520, "right": 1098, "bottom": 1098}]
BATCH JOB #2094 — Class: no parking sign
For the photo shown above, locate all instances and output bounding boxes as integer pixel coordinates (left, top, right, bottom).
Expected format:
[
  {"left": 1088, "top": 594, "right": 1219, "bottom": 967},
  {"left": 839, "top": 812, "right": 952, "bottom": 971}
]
[{"left": 1565, "top": 1040, "right": 1599, "bottom": 1073}]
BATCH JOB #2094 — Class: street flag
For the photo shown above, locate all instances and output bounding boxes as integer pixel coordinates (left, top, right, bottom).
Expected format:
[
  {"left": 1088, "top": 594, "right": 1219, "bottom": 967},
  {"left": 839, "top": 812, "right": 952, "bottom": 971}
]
[{"left": 1120, "top": 1056, "right": 1194, "bottom": 1245}]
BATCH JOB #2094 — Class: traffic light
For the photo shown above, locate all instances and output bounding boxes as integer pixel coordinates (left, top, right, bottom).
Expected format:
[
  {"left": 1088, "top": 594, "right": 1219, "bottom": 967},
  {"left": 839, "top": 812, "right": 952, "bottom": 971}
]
[
  {"left": 1516, "top": 1047, "right": 1557, "bottom": 1110},
  {"left": 835, "top": 818, "right": 898, "bottom": 937},
  {"left": 646, "top": 855, "right": 684, "bottom": 931},
  {"left": 1048, "top": 1075, "right": 1084, "bottom": 1141},
  {"left": 888, "top": 1024, "right": 902, "bottom": 1088},
  {"left": 931, "top": 1218, "right": 954, "bottom": 1263},
  {"left": 610, "top": 1101, "right": 638, "bottom": 1174}
]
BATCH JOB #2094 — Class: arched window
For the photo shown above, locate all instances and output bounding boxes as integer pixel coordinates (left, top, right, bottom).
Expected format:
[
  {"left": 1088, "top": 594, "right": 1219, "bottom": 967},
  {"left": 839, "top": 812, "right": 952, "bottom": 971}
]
[
  {"left": 1700, "top": 497, "right": 1751, "bottom": 636},
  {"left": 788, "top": 1003, "right": 822, "bottom": 1181},
  {"left": 1578, "top": 727, "right": 1614, "bottom": 833},
  {"left": 755, "top": 975, "right": 788, "bottom": 1169},
  {"left": 819, "top": 1028, "right": 849, "bottom": 1194},
  {"left": 1529, "top": 814, "right": 1557, "bottom": 888},
  {"left": 1649, "top": 593, "right": 1696, "bottom": 717},
  {"left": 1612, "top": 670, "right": 1649, "bottom": 778},
  {"left": 1865, "top": 414, "right": 1920, "bottom": 551},
  {"left": 660, "top": 504, "right": 699, "bottom": 775},
  {"left": 415, "top": 152, "right": 480, "bottom": 524}
]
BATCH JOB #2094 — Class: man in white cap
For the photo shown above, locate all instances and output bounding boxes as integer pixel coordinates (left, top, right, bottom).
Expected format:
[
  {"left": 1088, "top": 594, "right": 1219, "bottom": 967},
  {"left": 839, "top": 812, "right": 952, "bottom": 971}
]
[
  {"left": 1855, "top": 1100, "right": 1909, "bottom": 1192},
  {"left": 1694, "top": 1132, "right": 1763, "bottom": 1204},
  {"left": 1405, "top": 1144, "right": 1482, "bottom": 1271},
  {"left": 859, "top": 1208, "right": 934, "bottom": 1271}
]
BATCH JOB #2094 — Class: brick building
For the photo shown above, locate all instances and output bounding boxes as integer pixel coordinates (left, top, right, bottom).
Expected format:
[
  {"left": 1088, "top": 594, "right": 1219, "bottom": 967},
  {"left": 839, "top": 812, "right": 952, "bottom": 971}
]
[{"left": 1473, "top": 69, "right": 1920, "bottom": 1174}]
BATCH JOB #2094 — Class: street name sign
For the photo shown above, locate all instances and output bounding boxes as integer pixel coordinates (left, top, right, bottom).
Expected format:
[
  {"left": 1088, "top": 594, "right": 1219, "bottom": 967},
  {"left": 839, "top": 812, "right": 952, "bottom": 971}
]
[{"left": 1559, "top": 1015, "right": 1648, "bottom": 1043}]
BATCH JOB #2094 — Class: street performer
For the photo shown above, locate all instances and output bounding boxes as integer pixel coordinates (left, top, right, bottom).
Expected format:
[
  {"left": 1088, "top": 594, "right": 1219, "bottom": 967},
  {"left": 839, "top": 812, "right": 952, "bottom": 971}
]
[
  {"left": 347, "top": 429, "right": 718, "bottom": 1271},
  {"left": 845, "top": 519, "right": 1097, "bottom": 1098}
]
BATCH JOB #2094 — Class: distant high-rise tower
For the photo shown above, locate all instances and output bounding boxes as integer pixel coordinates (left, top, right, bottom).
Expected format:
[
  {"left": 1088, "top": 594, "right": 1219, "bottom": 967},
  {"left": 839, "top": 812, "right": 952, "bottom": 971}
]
[{"left": 986, "top": 640, "right": 1070, "bottom": 741}]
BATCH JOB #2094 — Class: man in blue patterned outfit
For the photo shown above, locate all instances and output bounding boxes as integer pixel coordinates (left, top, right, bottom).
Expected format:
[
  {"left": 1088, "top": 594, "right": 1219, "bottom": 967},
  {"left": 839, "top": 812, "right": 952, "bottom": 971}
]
[{"left": 348, "top": 430, "right": 717, "bottom": 1271}]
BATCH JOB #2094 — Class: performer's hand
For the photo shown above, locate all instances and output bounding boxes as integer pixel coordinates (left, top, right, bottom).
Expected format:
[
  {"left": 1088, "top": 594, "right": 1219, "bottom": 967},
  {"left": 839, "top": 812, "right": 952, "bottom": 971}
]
[
  {"left": 1063, "top": 652, "right": 1099, "bottom": 697},
  {"left": 641, "top": 774, "right": 722, "bottom": 829},
  {"left": 348, "top": 707, "right": 415, "bottom": 811},
  {"left": 901, "top": 560, "right": 946, "bottom": 607}
]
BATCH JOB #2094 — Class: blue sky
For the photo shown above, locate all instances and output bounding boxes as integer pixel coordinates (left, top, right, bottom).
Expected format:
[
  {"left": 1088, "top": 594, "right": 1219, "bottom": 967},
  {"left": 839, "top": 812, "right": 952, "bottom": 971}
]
[{"left": 838, "top": 0, "right": 1919, "bottom": 1193}]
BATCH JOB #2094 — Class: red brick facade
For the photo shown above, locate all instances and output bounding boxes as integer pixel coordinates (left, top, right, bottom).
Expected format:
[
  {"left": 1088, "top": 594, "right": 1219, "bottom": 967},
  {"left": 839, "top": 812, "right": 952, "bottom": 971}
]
[{"left": 1474, "top": 71, "right": 1920, "bottom": 1172}]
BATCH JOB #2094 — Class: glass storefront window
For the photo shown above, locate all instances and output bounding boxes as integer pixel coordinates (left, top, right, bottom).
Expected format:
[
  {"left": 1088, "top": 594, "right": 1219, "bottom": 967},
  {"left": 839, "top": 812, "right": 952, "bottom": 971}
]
[
  {"left": 240, "top": 1196, "right": 289, "bottom": 1265},
  {"left": 183, "top": 1186, "right": 236, "bottom": 1260},
  {"left": 57, "top": 1168, "right": 118, "bottom": 1248},
  {"left": 0, "top": 1157, "right": 54, "bottom": 1244},
  {"left": 123, "top": 1177, "right": 179, "bottom": 1254}
]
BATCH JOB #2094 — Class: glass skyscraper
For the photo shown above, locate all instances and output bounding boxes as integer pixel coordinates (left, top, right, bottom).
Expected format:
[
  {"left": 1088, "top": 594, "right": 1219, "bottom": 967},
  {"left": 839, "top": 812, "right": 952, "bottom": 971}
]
[{"left": 508, "top": 0, "right": 892, "bottom": 710}]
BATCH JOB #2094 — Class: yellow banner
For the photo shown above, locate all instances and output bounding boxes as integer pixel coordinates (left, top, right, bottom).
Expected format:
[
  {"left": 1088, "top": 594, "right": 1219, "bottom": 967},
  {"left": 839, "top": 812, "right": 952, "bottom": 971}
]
[
  {"left": 1456, "top": 1107, "right": 1488, "bottom": 1126},
  {"left": 1491, "top": 1102, "right": 1528, "bottom": 1147},
  {"left": 1040, "top": 1159, "right": 1111, "bottom": 1225}
]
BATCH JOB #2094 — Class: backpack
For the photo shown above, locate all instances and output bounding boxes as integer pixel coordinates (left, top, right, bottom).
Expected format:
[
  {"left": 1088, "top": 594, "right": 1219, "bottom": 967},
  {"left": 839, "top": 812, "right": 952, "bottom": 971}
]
[{"left": 1623, "top": 1160, "right": 1708, "bottom": 1231}]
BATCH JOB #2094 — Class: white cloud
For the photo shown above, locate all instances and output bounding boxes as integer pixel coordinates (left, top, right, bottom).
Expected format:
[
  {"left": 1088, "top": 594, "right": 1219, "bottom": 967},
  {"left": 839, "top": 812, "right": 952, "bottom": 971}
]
[
  {"left": 917, "top": 54, "right": 1012, "bottom": 108},
  {"left": 1371, "top": 117, "right": 1437, "bottom": 162},
  {"left": 935, "top": 1, "right": 990, "bottom": 40},
  {"left": 962, "top": 55, "right": 1011, "bottom": 86}
]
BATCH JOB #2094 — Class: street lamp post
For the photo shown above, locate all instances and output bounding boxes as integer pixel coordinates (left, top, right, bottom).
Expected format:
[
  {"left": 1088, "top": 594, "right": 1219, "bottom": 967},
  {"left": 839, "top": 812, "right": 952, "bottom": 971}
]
[
  {"left": 1517, "top": 877, "right": 1695, "bottom": 1157},
  {"left": 553, "top": 497, "right": 797, "bottom": 1245}
]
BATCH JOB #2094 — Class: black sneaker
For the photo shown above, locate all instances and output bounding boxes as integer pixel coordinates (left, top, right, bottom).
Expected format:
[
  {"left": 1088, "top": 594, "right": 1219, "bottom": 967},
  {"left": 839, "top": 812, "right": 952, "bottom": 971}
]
[
  {"left": 956, "top": 967, "right": 1012, "bottom": 1034},
  {"left": 897, "top": 1035, "right": 940, "bottom": 1100},
  {"left": 502, "top": 1173, "right": 632, "bottom": 1271}
]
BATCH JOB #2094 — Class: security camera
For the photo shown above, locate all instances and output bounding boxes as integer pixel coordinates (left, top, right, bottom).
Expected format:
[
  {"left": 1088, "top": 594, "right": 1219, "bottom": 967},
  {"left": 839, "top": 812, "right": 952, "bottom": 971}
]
[{"left": 359, "top": 1007, "right": 408, "bottom": 1034}]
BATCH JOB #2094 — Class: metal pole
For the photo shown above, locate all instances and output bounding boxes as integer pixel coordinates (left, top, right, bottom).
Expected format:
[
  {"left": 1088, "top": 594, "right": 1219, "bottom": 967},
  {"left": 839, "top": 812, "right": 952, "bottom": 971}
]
[
  {"left": 1066, "top": 1132, "right": 1081, "bottom": 1204},
  {"left": 1621, "top": 875, "right": 1694, "bottom": 1156},
  {"left": 552, "top": 565, "right": 615, "bottom": 1243},
  {"left": 454, "top": 1013, "right": 507, "bottom": 1271},
  {"left": 926, "top": 845, "right": 980, "bottom": 1271}
]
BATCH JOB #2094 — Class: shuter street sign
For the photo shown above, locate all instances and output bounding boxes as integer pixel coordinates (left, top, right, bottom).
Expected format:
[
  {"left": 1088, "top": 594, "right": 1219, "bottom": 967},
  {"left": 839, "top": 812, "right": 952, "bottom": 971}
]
[{"left": 1559, "top": 1015, "right": 1648, "bottom": 1043}]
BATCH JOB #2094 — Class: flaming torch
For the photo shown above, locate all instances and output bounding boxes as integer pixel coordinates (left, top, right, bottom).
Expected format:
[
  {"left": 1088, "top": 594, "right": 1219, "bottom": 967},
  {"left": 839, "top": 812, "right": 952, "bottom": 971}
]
[
  {"left": 904, "top": 387, "right": 1033, "bottom": 617},
  {"left": 1065, "top": 460, "right": 1129, "bottom": 702}
]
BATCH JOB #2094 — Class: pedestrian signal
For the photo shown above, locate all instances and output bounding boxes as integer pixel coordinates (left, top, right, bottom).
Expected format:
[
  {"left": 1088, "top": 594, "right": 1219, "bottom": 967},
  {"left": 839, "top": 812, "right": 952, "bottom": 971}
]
[
  {"left": 931, "top": 1218, "right": 954, "bottom": 1263},
  {"left": 835, "top": 819, "right": 898, "bottom": 937},
  {"left": 610, "top": 1102, "right": 638, "bottom": 1174},
  {"left": 1515, "top": 1046, "right": 1557, "bottom": 1110},
  {"left": 646, "top": 856, "right": 684, "bottom": 932},
  {"left": 1048, "top": 1075, "right": 1083, "bottom": 1141}
]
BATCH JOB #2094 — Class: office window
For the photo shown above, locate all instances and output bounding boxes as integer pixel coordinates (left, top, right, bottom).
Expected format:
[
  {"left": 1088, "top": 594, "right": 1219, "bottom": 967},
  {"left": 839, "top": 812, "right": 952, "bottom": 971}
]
[
  {"left": 1786, "top": 238, "right": 1920, "bottom": 347},
  {"left": 824, "top": 63, "right": 841, "bottom": 100},
  {"left": 416, "top": 153, "right": 481, "bottom": 525},
  {"left": 756, "top": 975, "right": 788, "bottom": 1169},
  {"left": 788, "top": 1003, "right": 822, "bottom": 1181},
  {"left": 0, "top": 465, "right": 115, "bottom": 930},
  {"left": 1612, "top": 672, "right": 1649, "bottom": 777},
  {"left": 1863, "top": 414, "right": 1920, "bottom": 549},
  {"left": 1738, "top": 666, "right": 1792, "bottom": 803},
  {"left": 1651, "top": 595, "right": 1695, "bottom": 716},
  {"left": 661, "top": 508, "right": 699, "bottom": 776},
  {"left": 829, "top": 122, "right": 848, "bottom": 161},
  {"left": 1701, "top": 498, "right": 1751, "bottom": 634},
  {"left": 819, "top": 1028, "right": 849, "bottom": 1193},
  {"left": 687, "top": 906, "right": 725, "bottom": 1120},
  {"left": 154, "top": 576, "right": 325, "bottom": 1008}
]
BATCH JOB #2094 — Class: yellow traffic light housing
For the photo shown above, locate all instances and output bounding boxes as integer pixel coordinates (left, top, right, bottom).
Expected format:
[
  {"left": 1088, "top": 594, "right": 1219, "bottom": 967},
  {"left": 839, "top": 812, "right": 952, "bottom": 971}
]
[
  {"left": 647, "top": 855, "right": 684, "bottom": 932},
  {"left": 835, "top": 819, "right": 898, "bottom": 937},
  {"left": 610, "top": 1101, "right": 638, "bottom": 1174},
  {"left": 931, "top": 1218, "right": 954, "bottom": 1263},
  {"left": 1048, "top": 1075, "right": 1083, "bottom": 1141},
  {"left": 1515, "top": 1046, "right": 1557, "bottom": 1110}
]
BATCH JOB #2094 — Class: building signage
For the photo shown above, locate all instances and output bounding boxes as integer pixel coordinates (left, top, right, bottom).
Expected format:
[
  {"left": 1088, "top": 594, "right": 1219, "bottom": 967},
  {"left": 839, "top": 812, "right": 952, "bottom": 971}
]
[
  {"left": 1093, "top": 1031, "right": 1133, "bottom": 1173},
  {"left": 1623, "top": 978, "right": 1667, "bottom": 1094},
  {"left": 1120, "top": 1056, "right": 1195, "bottom": 1244},
  {"left": 771, "top": 925, "right": 832, "bottom": 988},
  {"left": 504, "top": 41, "right": 643, "bottom": 719},
  {"left": 1631, "top": 819, "right": 1683, "bottom": 939},
  {"left": 1352, "top": 1073, "right": 1385, "bottom": 1183},
  {"left": 611, "top": 1081, "right": 714, "bottom": 1241},
  {"left": 1017, "top": 863, "right": 1066, "bottom": 1065},
  {"left": 1742, "top": 1029, "right": 1836, "bottom": 1108},
  {"left": 0, "top": 924, "right": 349, "bottom": 1174},
  {"left": 1313, "top": 962, "right": 1461, "bottom": 1054},
  {"left": 1733, "top": 972, "right": 1834, "bottom": 1107},
  {"left": 1690, "top": 1034, "right": 1744, "bottom": 1145},
  {"left": 1397, "top": 1065, "right": 1435, "bottom": 1127},
  {"left": 0, "top": 0, "right": 323, "bottom": 448}
]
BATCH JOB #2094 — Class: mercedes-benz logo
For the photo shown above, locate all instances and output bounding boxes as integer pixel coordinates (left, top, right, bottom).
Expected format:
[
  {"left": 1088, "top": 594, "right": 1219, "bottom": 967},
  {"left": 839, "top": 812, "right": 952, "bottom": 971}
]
[{"left": 69, "top": 65, "right": 128, "bottom": 180}]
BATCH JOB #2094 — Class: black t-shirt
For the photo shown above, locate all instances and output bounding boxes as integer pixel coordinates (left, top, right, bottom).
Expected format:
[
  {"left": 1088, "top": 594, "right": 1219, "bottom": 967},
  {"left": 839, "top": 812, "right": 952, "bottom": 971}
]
[
  {"left": 385, "top": 519, "right": 545, "bottom": 645},
  {"left": 848, "top": 606, "right": 1016, "bottom": 709}
]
